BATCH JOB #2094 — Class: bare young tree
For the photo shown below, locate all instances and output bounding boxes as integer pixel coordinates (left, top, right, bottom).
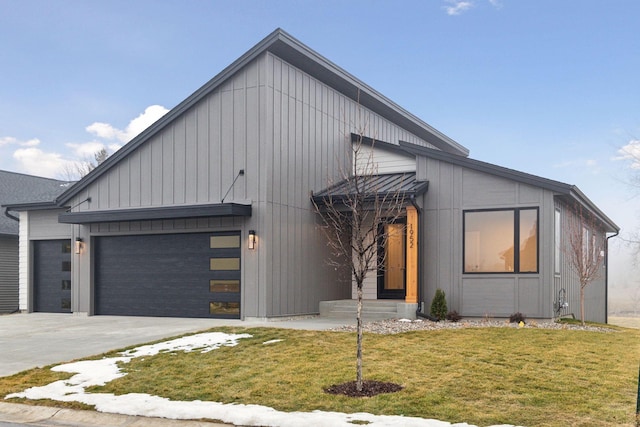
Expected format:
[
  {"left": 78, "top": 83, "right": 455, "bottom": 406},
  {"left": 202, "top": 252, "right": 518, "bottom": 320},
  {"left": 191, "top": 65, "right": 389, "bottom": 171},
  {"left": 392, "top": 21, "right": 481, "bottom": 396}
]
[
  {"left": 59, "top": 148, "right": 109, "bottom": 181},
  {"left": 312, "top": 130, "right": 405, "bottom": 393},
  {"left": 564, "top": 204, "right": 606, "bottom": 325}
]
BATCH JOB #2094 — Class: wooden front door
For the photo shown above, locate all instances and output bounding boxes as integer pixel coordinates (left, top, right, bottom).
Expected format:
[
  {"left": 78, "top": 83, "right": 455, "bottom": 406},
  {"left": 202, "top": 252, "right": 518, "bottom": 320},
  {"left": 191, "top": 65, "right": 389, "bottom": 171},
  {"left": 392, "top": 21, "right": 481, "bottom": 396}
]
[{"left": 378, "top": 223, "right": 406, "bottom": 299}]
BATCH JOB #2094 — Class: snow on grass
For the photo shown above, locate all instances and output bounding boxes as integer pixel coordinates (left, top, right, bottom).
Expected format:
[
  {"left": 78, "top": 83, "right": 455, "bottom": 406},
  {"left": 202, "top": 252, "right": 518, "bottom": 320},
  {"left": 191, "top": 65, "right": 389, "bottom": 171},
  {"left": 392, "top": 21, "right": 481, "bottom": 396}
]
[{"left": 5, "top": 332, "right": 518, "bottom": 427}]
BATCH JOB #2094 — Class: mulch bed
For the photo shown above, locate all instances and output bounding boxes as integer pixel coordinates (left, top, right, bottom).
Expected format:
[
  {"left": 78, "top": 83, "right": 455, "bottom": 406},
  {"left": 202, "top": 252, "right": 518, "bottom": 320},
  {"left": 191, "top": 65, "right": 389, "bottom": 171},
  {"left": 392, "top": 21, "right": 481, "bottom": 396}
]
[{"left": 324, "top": 380, "right": 403, "bottom": 397}]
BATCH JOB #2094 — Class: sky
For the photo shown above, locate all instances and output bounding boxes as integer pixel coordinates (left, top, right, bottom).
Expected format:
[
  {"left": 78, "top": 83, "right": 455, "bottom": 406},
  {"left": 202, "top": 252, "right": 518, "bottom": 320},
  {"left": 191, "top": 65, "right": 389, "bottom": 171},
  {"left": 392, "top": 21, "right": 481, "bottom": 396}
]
[
  {"left": 6, "top": 330, "right": 514, "bottom": 427},
  {"left": 1, "top": 1, "right": 639, "bottom": 289}
]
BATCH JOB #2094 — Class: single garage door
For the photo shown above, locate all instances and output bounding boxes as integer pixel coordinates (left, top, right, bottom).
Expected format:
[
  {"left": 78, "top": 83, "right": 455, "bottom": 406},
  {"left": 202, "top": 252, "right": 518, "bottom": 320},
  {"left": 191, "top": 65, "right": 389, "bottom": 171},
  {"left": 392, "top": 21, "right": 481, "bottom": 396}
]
[
  {"left": 94, "top": 232, "right": 241, "bottom": 318},
  {"left": 33, "top": 239, "right": 72, "bottom": 313}
]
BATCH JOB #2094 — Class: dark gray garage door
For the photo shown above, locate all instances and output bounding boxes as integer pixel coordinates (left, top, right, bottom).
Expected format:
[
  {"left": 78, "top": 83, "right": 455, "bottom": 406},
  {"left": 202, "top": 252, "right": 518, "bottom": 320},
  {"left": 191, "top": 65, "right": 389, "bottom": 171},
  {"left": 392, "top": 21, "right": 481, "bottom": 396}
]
[
  {"left": 34, "top": 240, "right": 72, "bottom": 313},
  {"left": 94, "top": 232, "right": 241, "bottom": 318}
]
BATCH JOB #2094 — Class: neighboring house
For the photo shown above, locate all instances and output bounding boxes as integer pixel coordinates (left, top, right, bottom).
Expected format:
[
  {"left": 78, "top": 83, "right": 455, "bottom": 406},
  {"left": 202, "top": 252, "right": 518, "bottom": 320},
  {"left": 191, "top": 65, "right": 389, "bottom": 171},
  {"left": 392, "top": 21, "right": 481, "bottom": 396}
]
[
  {"left": 5, "top": 29, "right": 619, "bottom": 322},
  {"left": 0, "top": 171, "right": 71, "bottom": 313}
]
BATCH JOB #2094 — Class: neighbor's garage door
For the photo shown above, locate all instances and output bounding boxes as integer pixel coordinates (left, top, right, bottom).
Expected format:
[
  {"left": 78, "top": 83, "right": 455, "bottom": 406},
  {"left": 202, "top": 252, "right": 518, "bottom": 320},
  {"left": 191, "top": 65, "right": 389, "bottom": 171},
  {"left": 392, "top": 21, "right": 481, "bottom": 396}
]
[
  {"left": 33, "top": 239, "right": 72, "bottom": 313},
  {"left": 94, "top": 232, "right": 241, "bottom": 318}
]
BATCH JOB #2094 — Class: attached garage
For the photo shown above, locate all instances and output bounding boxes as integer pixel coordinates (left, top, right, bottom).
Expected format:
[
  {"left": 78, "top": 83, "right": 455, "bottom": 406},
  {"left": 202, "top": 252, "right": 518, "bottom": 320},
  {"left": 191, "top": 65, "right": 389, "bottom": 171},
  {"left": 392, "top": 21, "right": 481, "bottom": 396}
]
[
  {"left": 33, "top": 239, "right": 72, "bottom": 313},
  {"left": 94, "top": 231, "right": 241, "bottom": 318}
]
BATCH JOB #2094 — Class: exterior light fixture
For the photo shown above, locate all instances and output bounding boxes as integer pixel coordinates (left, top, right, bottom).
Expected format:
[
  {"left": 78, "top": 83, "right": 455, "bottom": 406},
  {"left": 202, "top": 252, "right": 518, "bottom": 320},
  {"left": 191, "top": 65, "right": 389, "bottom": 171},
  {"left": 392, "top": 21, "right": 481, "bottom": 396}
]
[
  {"left": 248, "top": 230, "right": 256, "bottom": 250},
  {"left": 75, "top": 237, "right": 83, "bottom": 254}
]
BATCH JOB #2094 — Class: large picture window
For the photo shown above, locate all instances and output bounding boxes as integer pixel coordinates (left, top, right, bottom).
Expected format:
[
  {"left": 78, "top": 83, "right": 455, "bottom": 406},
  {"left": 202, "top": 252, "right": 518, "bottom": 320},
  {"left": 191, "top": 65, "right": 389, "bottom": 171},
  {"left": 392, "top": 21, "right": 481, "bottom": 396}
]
[{"left": 464, "top": 208, "right": 538, "bottom": 274}]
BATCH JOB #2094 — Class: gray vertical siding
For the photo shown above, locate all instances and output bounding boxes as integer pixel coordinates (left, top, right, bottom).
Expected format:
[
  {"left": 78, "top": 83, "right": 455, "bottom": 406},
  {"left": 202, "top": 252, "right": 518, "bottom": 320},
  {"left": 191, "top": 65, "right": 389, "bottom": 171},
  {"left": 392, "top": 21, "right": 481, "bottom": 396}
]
[
  {"left": 420, "top": 158, "right": 556, "bottom": 318},
  {"left": 553, "top": 200, "right": 607, "bottom": 323},
  {"left": 62, "top": 50, "right": 439, "bottom": 318},
  {"left": 0, "top": 236, "right": 18, "bottom": 313}
]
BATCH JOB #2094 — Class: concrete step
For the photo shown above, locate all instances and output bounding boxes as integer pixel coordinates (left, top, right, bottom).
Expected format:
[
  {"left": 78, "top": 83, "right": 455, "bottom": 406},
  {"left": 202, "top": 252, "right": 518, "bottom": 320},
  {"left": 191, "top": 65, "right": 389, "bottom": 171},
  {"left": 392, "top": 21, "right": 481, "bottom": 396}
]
[{"left": 320, "top": 300, "right": 404, "bottom": 320}]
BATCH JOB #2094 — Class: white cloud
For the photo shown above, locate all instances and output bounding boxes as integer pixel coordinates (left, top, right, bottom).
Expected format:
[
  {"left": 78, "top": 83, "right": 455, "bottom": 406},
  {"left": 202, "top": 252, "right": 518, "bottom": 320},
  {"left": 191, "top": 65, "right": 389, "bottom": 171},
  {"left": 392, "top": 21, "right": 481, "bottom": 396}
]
[
  {"left": 5, "top": 104, "right": 168, "bottom": 179},
  {"left": 0, "top": 136, "right": 40, "bottom": 147},
  {"left": 20, "top": 138, "right": 41, "bottom": 147},
  {"left": 65, "top": 141, "right": 106, "bottom": 159},
  {"left": 0, "top": 136, "right": 17, "bottom": 146},
  {"left": 444, "top": 0, "right": 474, "bottom": 15},
  {"left": 615, "top": 139, "right": 640, "bottom": 169},
  {"left": 107, "top": 143, "right": 123, "bottom": 152},
  {"left": 12, "top": 147, "right": 75, "bottom": 178},
  {"left": 86, "top": 104, "right": 169, "bottom": 143},
  {"left": 488, "top": 0, "right": 502, "bottom": 9},
  {"left": 85, "top": 122, "right": 122, "bottom": 141}
]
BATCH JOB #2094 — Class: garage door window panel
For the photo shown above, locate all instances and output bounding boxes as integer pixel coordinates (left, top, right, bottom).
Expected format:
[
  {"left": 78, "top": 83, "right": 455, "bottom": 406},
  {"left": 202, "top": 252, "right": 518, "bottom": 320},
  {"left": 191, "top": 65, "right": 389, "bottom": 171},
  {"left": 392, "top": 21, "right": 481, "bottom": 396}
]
[
  {"left": 210, "top": 258, "right": 240, "bottom": 270},
  {"left": 210, "top": 280, "right": 240, "bottom": 293},
  {"left": 210, "top": 235, "right": 240, "bottom": 248},
  {"left": 210, "top": 301, "right": 240, "bottom": 315}
]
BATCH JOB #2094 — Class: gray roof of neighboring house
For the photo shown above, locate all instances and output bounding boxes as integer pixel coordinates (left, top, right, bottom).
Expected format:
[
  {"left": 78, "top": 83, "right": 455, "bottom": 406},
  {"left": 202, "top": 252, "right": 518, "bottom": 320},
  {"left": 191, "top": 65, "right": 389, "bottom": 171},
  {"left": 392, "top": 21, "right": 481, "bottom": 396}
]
[
  {"left": 0, "top": 170, "right": 72, "bottom": 235},
  {"left": 56, "top": 28, "right": 468, "bottom": 206}
]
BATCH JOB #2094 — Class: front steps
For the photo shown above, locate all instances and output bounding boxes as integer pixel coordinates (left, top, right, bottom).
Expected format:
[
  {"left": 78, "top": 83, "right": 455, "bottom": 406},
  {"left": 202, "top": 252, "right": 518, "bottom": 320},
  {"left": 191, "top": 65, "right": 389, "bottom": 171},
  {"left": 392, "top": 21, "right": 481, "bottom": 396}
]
[{"left": 319, "top": 300, "right": 418, "bottom": 321}]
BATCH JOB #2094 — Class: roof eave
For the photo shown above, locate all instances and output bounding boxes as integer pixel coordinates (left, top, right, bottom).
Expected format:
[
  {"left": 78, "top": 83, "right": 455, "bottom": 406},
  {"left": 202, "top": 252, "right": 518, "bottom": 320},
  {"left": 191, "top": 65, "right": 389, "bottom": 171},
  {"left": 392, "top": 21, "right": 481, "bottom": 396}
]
[
  {"left": 558, "top": 188, "right": 620, "bottom": 233},
  {"left": 2, "top": 201, "right": 63, "bottom": 211}
]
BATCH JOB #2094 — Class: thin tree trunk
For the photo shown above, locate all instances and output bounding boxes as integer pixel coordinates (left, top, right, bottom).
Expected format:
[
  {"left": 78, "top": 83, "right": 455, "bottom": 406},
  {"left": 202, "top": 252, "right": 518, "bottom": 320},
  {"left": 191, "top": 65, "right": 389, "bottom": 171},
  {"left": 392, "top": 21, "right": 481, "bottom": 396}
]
[
  {"left": 356, "top": 283, "right": 363, "bottom": 392},
  {"left": 580, "top": 285, "right": 586, "bottom": 326}
]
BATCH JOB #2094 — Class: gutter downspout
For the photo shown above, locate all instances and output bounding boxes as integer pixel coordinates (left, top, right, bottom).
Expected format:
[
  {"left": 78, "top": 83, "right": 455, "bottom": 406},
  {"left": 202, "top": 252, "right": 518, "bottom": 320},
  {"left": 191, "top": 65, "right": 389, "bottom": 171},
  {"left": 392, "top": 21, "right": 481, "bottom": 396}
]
[
  {"left": 4, "top": 207, "right": 19, "bottom": 222},
  {"left": 605, "top": 230, "right": 619, "bottom": 324}
]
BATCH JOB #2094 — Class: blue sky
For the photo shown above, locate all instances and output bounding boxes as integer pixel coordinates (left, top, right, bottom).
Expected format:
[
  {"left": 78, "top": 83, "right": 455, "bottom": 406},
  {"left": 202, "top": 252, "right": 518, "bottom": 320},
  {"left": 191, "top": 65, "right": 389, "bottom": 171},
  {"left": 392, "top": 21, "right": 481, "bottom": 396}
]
[{"left": 1, "top": 0, "right": 639, "bottom": 286}]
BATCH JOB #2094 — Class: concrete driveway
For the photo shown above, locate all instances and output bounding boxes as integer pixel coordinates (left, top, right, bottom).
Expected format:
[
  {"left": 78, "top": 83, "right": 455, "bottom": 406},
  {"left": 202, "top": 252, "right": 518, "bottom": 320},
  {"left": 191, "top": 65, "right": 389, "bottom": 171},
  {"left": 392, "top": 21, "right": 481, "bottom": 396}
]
[{"left": 0, "top": 313, "right": 352, "bottom": 377}]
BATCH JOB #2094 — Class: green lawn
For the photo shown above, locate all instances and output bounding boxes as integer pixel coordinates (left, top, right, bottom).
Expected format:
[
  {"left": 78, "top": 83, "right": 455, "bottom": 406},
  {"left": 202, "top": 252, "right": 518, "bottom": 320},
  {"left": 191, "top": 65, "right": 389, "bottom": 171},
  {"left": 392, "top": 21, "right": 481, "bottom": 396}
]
[{"left": 2, "top": 325, "right": 639, "bottom": 427}]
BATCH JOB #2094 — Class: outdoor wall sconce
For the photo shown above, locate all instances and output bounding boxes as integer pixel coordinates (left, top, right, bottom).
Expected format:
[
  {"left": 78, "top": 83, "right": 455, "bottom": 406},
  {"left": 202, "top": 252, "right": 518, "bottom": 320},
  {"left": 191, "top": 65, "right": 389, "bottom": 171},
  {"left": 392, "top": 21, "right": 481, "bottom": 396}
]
[
  {"left": 75, "top": 237, "right": 83, "bottom": 254},
  {"left": 248, "top": 230, "right": 256, "bottom": 250}
]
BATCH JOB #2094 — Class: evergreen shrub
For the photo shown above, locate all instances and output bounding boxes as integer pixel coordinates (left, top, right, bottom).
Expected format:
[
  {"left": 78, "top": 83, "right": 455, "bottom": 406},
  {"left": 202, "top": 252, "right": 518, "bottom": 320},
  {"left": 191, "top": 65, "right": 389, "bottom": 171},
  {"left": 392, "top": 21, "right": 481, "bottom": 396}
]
[{"left": 430, "top": 289, "right": 448, "bottom": 321}]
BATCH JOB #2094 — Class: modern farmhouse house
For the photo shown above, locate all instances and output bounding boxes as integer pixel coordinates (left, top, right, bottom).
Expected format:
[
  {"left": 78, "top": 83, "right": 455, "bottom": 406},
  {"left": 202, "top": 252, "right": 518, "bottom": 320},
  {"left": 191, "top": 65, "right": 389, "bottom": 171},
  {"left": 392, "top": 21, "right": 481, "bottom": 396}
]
[{"left": 3, "top": 29, "right": 618, "bottom": 322}]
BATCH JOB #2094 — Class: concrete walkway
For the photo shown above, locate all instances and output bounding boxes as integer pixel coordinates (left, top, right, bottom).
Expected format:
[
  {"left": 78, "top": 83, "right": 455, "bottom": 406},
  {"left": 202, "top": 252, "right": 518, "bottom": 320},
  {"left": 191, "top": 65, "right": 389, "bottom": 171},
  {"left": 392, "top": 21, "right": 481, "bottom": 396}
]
[
  {"left": 0, "top": 402, "right": 231, "bottom": 426},
  {"left": 0, "top": 312, "right": 354, "bottom": 426}
]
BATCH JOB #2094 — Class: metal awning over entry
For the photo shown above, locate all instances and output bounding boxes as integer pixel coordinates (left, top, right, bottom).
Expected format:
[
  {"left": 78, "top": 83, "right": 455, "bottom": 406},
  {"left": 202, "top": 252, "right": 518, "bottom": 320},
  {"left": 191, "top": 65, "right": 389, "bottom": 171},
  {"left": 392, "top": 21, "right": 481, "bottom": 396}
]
[
  {"left": 58, "top": 203, "right": 251, "bottom": 224},
  {"left": 311, "top": 172, "right": 428, "bottom": 207},
  {"left": 311, "top": 173, "right": 424, "bottom": 305}
]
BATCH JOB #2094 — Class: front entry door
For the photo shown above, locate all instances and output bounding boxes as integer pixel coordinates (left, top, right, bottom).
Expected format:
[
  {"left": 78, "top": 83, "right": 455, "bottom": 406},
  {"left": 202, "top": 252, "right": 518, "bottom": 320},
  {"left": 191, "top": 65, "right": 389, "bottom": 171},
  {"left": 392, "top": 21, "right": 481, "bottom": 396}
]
[{"left": 378, "top": 223, "right": 406, "bottom": 299}]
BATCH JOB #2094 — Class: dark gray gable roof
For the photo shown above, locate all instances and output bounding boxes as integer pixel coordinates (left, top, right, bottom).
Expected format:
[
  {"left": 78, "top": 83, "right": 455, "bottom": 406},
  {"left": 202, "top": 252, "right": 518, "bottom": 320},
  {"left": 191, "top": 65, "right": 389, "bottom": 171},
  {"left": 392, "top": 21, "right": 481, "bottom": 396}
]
[
  {"left": 0, "top": 170, "right": 72, "bottom": 235},
  {"left": 398, "top": 141, "right": 620, "bottom": 233},
  {"left": 56, "top": 28, "right": 468, "bottom": 206}
]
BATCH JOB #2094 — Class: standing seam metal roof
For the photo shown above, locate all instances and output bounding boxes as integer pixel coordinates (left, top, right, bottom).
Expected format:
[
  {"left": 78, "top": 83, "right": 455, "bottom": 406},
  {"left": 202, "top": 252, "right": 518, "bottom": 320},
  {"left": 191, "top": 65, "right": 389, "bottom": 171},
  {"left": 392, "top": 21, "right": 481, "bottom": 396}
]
[{"left": 312, "top": 172, "right": 428, "bottom": 204}]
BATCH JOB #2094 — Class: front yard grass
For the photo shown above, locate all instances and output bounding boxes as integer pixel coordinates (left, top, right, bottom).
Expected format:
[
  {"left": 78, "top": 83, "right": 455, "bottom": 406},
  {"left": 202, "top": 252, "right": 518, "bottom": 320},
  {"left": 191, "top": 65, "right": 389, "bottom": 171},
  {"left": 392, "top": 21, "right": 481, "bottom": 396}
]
[{"left": 2, "top": 325, "right": 639, "bottom": 427}]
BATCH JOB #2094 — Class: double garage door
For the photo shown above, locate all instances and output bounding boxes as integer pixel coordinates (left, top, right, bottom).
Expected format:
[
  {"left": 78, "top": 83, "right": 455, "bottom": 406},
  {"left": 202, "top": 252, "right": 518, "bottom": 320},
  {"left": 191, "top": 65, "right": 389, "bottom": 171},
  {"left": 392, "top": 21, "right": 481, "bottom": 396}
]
[
  {"left": 94, "top": 232, "right": 242, "bottom": 318},
  {"left": 32, "top": 233, "right": 242, "bottom": 318}
]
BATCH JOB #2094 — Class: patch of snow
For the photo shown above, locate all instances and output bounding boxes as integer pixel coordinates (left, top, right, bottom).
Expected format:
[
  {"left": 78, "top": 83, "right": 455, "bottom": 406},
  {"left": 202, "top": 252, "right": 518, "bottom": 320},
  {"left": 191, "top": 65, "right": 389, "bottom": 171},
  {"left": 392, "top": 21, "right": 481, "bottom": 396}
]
[
  {"left": 263, "top": 339, "right": 283, "bottom": 345},
  {"left": 5, "top": 331, "right": 519, "bottom": 427}
]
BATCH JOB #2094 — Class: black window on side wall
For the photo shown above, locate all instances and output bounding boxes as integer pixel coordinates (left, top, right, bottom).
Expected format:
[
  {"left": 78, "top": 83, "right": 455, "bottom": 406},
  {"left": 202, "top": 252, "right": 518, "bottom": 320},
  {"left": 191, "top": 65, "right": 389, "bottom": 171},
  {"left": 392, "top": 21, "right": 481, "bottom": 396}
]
[{"left": 464, "top": 208, "right": 538, "bottom": 274}]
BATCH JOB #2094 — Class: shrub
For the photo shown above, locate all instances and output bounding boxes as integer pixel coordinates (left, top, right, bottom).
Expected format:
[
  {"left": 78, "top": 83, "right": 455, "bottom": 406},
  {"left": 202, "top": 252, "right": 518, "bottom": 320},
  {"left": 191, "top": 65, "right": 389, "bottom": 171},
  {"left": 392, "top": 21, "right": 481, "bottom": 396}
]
[
  {"left": 509, "top": 312, "right": 526, "bottom": 324},
  {"left": 430, "top": 289, "right": 448, "bottom": 321},
  {"left": 446, "top": 310, "right": 462, "bottom": 322}
]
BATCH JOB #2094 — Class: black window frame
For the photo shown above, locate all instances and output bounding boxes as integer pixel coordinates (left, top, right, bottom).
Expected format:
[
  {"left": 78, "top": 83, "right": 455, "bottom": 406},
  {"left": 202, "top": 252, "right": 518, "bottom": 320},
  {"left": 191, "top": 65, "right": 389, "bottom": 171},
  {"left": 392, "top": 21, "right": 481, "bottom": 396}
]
[{"left": 463, "top": 207, "right": 539, "bottom": 274}]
